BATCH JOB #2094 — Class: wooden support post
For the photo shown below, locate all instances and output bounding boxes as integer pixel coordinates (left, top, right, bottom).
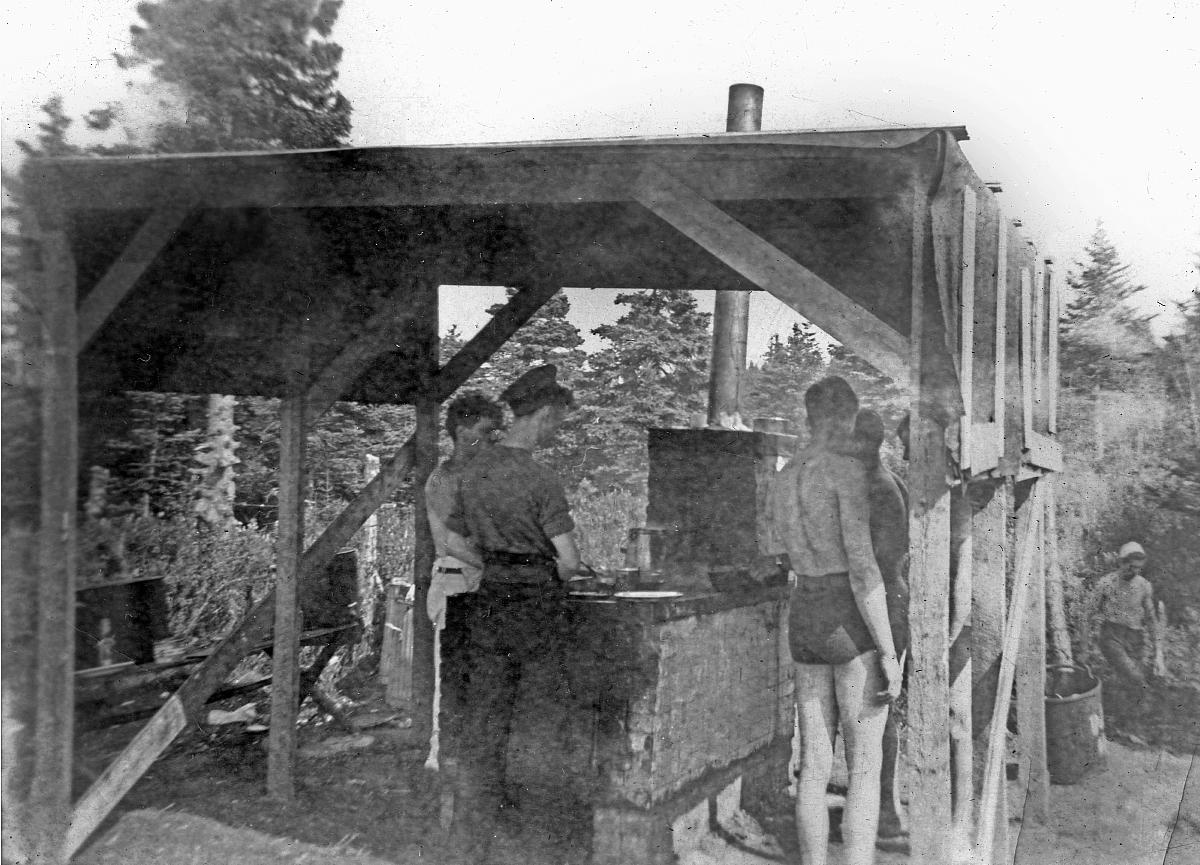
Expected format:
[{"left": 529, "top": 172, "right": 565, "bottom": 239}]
[
  {"left": 1043, "top": 478, "right": 1072, "bottom": 665},
  {"left": 970, "top": 478, "right": 1010, "bottom": 861},
  {"left": 1015, "top": 479, "right": 1049, "bottom": 824},
  {"left": 267, "top": 386, "right": 307, "bottom": 799},
  {"left": 950, "top": 484, "right": 975, "bottom": 856},
  {"left": 975, "top": 480, "right": 1044, "bottom": 863},
  {"left": 30, "top": 208, "right": 78, "bottom": 864},
  {"left": 907, "top": 190, "right": 954, "bottom": 865}
]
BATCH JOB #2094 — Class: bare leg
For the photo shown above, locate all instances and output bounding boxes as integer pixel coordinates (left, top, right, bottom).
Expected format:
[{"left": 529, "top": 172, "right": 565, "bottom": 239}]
[
  {"left": 877, "top": 708, "right": 903, "bottom": 836},
  {"left": 795, "top": 662, "right": 839, "bottom": 865},
  {"left": 836, "top": 650, "right": 890, "bottom": 865}
]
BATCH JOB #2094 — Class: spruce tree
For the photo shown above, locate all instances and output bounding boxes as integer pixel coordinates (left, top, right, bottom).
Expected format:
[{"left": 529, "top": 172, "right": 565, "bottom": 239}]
[
  {"left": 743, "top": 322, "right": 827, "bottom": 432},
  {"left": 1060, "top": 223, "right": 1157, "bottom": 390},
  {"left": 584, "top": 290, "right": 711, "bottom": 488}
]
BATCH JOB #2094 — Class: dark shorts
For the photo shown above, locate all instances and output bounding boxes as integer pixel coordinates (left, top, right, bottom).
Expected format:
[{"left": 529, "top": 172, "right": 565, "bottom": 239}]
[{"left": 789, "top": 573, "right": 876, "bottom": 665}]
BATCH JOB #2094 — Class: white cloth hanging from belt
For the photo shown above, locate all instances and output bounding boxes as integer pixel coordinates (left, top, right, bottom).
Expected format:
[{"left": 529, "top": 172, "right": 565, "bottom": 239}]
[{"left": 425, "top": 556, "right": 482, "bottom": 770}]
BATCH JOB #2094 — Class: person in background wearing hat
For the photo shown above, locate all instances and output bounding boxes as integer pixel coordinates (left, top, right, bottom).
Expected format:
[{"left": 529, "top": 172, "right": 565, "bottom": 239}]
[
  {"left": 422, "top": 392, "right": 504, "bottom": 772},
  {"left": 1095, "top": 542, "right": 1165, "bottom": 692},
  {"left": 440, "top": 365, "right": 581, "bottom": 863}
]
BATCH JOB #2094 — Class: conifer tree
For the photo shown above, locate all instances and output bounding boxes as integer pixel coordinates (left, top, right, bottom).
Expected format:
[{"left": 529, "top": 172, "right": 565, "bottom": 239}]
[
  {"left": 743, "top": 322, "right": 827, "bottom": 432},
  {"left": 1060, "top": 223, "right": 1157, "bottom": 390},
  {"left": 584, "top": 290, "right": 711, "bottom": 488}
]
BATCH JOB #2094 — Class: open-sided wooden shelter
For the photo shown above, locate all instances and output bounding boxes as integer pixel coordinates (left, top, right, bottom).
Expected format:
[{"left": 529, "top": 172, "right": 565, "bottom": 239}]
[{"left": 6, "top": 107, "right": 1063, "bottom": 864}]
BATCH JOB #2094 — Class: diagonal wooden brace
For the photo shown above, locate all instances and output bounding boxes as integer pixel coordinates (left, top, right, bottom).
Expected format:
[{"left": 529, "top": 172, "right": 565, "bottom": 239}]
[
  {"left": 76, "top": 204, "right": 193, "bottom": 350},
  {"left": 633, "top": 167, "right": 910, "bottom": 385}
]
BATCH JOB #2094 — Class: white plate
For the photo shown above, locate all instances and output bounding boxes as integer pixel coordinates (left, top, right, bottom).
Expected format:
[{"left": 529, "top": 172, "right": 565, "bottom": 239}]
[
  {"left": 568, "top": 591, "right": 612, "bottom": 598},
  {"left": 612, "top": 591, "right": 683, "bottom": 600}
]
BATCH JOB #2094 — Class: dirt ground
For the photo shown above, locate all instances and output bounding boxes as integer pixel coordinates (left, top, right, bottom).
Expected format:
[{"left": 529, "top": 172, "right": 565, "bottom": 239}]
[{"left": 74, "top": 673, "right": 1199, "bottom": 865}]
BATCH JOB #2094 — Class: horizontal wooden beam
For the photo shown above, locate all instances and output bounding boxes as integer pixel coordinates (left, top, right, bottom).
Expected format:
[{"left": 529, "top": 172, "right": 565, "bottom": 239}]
[
  {"left": 634, "top": 167, "right": 910, "bottom": 385},
  {"left": 40, "top": 148, "right": 912, "bottom": 213},
  {"left": 76, "top": 205, "right": 191, "bottom": 349}
]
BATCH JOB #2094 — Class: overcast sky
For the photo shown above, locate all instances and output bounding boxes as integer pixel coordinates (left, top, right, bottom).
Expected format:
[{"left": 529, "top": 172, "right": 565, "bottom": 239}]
[{"left": 4, "top": 0, "right": 1197, "bottom": 356}]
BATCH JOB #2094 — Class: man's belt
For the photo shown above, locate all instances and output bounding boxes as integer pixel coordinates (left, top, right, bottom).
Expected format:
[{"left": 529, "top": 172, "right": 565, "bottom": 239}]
[
  {"left": 435, "top": 566, "right": 464, "bottom": 575},
  {"left": 483, "top": 550, "right": 556, "bottom": 568}
]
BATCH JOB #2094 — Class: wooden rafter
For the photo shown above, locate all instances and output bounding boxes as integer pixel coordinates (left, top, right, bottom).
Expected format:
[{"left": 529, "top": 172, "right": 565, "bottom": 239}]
[
  {"left": 76, "top": 204, "right": 192, "bottom": 350},
  {"left": 306, "top": 293, "right": 418, "bottom": 419},
  {"left": 633, "top": 167, "right": 910, "bottom": 385}
]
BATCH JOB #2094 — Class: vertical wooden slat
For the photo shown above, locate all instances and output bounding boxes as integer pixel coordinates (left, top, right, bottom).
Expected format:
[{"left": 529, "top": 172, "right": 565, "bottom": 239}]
[
  {"left": 1046, "top": 260, "right": 1060, "bottom": 434},
  {"left": 267, "top": 388, "right": 307, "bottom": 799},
  {"left": 959, "top": 186, "right": 978, "bottom": 471},
  {"left": 30, "top": 208, "right": 78, "bottom": 864},
  {"left": 1020, "top": 268, "right": 1035, "bottom": 446},
  {"left": 907, "top": 189, "right": 953, "bottom": 865},
  {"left": 1032, "top": 257, "right": 1046, "bottom": 420},
  {"left": 971, "top": 478, "right": 1011, "bottom": 860},
  {"left": 1016, "top": 480, "right": 1049, "bottom": 823},
  {"left": 993, "top": 214, "right": 1008, "bottom": 454}
]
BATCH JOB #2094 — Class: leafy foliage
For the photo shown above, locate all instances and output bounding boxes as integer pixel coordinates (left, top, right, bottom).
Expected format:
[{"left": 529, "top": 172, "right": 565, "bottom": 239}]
[{"left": 742, "top": 322, "right": 827, "bottom": 431}]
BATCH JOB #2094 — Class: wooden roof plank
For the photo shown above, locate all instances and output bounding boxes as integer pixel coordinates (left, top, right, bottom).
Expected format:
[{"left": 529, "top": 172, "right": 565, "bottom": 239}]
[{"left": 634, "top": 167, "right": 910, "bottom": 384}]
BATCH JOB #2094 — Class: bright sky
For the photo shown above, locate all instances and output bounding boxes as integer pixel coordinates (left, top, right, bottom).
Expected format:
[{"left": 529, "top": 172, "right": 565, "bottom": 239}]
[{"left": 4, "top": 0, "right": 1198, "bottom": 356}]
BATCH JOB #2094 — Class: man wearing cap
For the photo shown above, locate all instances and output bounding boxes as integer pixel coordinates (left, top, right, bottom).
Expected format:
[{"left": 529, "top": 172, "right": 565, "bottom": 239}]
[
  {"left": 422, "top": 391, "right": 504, "bottom": 771},
  {"left": 440, "top": 365, "right": 581, "bottom": 862},
  {"left": 1095, "top": 542, "right": 1165, "bottom": 689}
]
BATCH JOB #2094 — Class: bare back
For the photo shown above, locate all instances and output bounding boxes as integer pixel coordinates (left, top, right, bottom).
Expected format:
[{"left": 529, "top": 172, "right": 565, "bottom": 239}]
[{"left": 773, "top": 447, "right": 877, "bottom": 577}]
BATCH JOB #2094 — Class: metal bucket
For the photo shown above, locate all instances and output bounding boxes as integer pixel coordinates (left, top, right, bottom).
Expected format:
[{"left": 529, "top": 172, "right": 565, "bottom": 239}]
[{"left": 1045, "top": 663, "right": 1107, "bottom": 784}]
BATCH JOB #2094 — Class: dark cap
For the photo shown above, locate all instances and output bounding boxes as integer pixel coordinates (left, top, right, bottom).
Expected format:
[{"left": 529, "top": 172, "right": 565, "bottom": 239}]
[{"left": 500, "top": 364, "right": 574, "bottom": 417}]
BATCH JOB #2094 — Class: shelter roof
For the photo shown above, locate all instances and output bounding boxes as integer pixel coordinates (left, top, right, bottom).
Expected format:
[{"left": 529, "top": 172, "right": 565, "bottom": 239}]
[{"left": 28, "top": 124, "right": 977, "bottom": 405}]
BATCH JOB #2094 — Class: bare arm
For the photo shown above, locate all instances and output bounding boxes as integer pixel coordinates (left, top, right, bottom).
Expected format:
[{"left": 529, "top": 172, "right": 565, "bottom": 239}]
[
  {"left": 838, "top": 468, "right": 898, "bottom": 661},
  {"left": 445, "top": 529, "right": 483, "bottom": 571},
  {"left": 550, "top": 532, "right": 580, "bottom": 581}
]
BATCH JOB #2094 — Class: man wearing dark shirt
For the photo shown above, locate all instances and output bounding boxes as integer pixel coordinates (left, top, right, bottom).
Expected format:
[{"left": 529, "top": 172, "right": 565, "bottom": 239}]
[{"left": 440, "top": 364, "right": 580, "bottom": 863}]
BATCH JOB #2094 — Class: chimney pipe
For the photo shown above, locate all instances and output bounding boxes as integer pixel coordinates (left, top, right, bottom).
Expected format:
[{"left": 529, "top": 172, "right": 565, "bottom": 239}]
[{"left": 707, "top": 84, "right": 762, "bottom": 428}]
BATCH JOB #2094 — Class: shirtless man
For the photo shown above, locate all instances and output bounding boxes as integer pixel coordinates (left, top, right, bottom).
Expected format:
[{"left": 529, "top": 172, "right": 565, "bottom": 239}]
[{"left": 773, "top": 378, "right": 902, "bottom": 865}]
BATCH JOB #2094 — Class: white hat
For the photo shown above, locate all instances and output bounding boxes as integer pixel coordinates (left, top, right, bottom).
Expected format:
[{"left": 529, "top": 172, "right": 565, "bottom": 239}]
[{"left": 1118, "top": 541, "right": 1146, "bottom": 560}]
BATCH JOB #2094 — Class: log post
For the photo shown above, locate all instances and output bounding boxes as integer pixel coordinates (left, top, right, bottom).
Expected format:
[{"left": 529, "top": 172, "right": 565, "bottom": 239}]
[{"left": 267, "top": 371, "right": 308, "bottom": 799}]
